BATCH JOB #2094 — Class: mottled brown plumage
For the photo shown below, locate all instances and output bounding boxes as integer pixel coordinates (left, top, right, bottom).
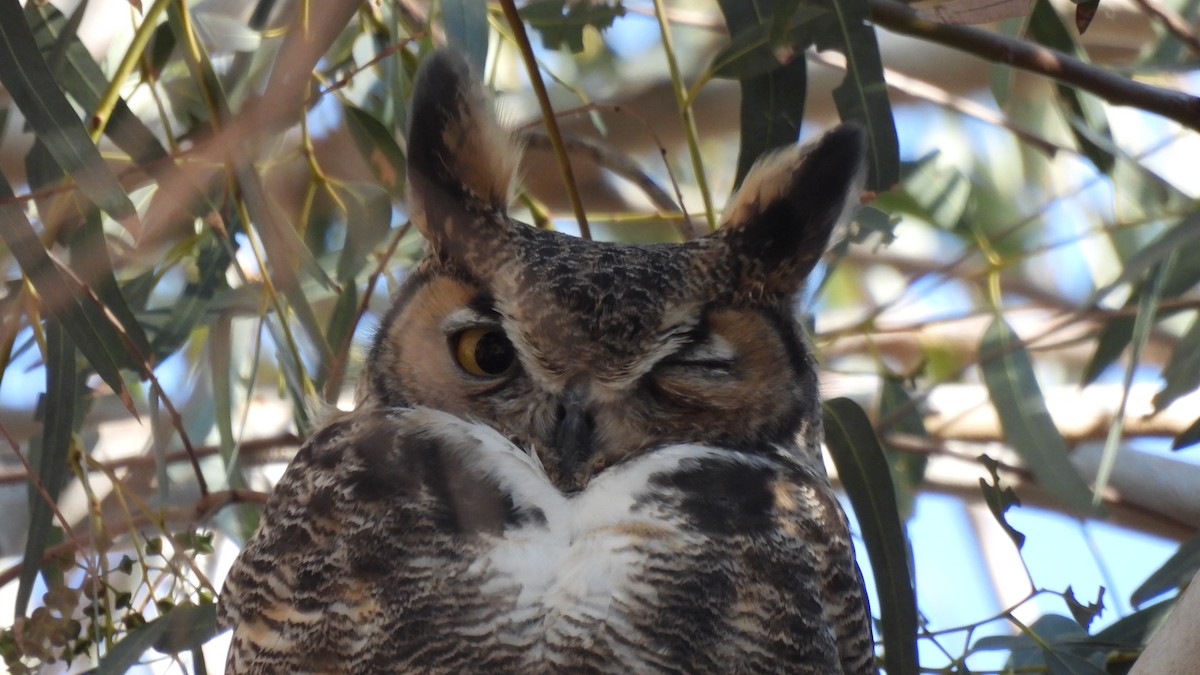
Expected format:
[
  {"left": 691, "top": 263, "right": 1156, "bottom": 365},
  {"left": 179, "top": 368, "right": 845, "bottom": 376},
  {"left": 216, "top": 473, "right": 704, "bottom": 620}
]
[{"left": 219, "top": 49, "right": 875, "bottom": 674}]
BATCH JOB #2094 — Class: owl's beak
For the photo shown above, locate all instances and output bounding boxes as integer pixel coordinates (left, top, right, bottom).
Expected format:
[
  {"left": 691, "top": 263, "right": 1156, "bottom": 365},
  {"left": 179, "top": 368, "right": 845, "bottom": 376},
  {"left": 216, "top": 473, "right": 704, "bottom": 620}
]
[{"left": 553, "top": 387, "right": 595, "bottom": 490}]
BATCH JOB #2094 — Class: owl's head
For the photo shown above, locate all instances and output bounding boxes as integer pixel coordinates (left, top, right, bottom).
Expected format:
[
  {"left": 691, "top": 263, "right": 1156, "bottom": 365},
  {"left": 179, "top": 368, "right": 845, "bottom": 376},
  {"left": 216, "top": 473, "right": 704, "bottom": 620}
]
[{"left": 366, "top": 50, "right": 865, "bottom": 491}]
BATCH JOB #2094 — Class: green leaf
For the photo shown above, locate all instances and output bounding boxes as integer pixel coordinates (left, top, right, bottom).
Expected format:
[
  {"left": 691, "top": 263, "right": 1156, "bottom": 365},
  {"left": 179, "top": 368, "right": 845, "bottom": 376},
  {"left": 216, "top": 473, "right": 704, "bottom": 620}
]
[
  {"left": 894, "top": 151, "right": 972, "bottom": 230},
  {"left": 1088, "top": 597, "right": 1174, "bottom": 650},
  {"left": 0, "top": 169, "right": 137, "bottom": 411},
  {"left": 808, "top": 0, "right": 898, "bottom": 190},
  {"left": 1154, "top": 313, "right": 1200, "bottom": 411},
  {"left": 1131, "top": 530, "right": 1200, "bottom": 607},
  {"left": 978, "top": 454, "right": 1026, "bottom": 549},
  {"left": 1028, "top": 0, "right": 1114, "bottom": 174},
  {"left": 442, "top": 0, "right": 489, "bottom": 72},
  {"left": 17, "top": 319, "right": 84, "bottom": 617},
  {"left": 96, "top": 602, "right": 217, "bottom": 673},
  {"left": 979, "top": 316, "right": 1096, "bottom": 515},
  {"left": 710, "top": 22, "right": 787, "bottom": 81},
  {"left": 152, "top": 601, "right": 218, "bottom": 654},
  {"left": 343, "top": 103, "right": 408, "bottom": 199},
  {"left": 209, "top": 315, "right": 258, "bottom": 539},
  {"left": 1064, "top": 586, "right": 1105, "bottom": 631},
  {"left": 1174, "top": 415, "right": 1200, "bottom": 451},
  {"left": 878, "top": 376, "right": 929, "bottom": 521},
  {"left": 1090, "top": 210, "right": 1200, "bottom": 306},
  {"left": 732, "top": 61, "right": 807, "bottom": 189},
  {"left": 150, "top": 232, "right": 232, "bottom": 358},
  {"left": 0, "top": 0, "right": 140, "bottom": 232},
  {"left": 822, "top": 397, "right": 919, "bottom": 675},
  {"left": 333, "top": 182, "right": 392, "bottom": 284},
  {"left": 709, "top": 4, "right": 829, "bottom": 80},
  {"left": 1005, "top": 615, "right": 1098, "bottom": 672},
  {"left": 521, "top": 0, "right": 626, "bottom": 53},
  {"left": 1082, "top": 312, "right": 1133, "bottom": 385},
  {"left": 1093, "top": 256, "right": 1171, "bottom": 505},
  {"left": 25, "top": 2, "right": 169, "bottom": 167},
  {"left": 1043, "top": 649, "right": 1108, "bottom": 675},
  {"left": 715, "top": 0, "right": 822, "bottom": 187}
]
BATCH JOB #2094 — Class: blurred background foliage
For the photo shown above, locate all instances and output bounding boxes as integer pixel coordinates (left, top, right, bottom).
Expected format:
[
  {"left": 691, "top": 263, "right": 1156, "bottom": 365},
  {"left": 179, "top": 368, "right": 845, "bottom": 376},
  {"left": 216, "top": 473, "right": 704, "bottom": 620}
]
[{"left": 0, "top": 0, "right": 1198, "bottom": 672}]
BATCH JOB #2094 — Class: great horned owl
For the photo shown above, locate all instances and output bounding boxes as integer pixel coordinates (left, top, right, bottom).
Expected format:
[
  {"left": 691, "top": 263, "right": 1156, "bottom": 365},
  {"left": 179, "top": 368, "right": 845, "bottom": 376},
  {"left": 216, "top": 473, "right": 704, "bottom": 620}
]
[{"left": 218, "top": 49, "right": 874, "bottom": 674}]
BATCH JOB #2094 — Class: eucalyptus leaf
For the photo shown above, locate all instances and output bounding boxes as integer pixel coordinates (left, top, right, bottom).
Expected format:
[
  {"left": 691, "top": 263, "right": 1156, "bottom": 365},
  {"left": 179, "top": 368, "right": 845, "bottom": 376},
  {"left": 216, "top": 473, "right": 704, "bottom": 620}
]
[
  {"left": 815, "top": 0, "right": 899, "bottom": 190},
  {"left": 823, "top": 397, "right": 919, "bottom": 675},
  {"left": 980, "top": 316, "right": 1095, "bottom": 515},
  {"left": 0, "top": 0, "right": 140, "bottom": 232},
  {"left": 17, "top": 319, "right": 84, "bottom": 617},
  {"left": 1028, "top": 0, "right": 1114, "bottom": 174},
  {"left": 1131, "top": 531, "right": 1200, "bottom": 607},
  {"left": 521, "top": 0, "right": 626, "bottom": 53}
]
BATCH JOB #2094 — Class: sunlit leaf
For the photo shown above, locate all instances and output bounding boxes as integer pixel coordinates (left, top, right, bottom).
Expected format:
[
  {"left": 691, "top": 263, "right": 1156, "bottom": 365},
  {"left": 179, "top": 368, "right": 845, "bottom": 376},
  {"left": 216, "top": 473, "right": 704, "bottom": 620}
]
[
  {"left": 1090, "top": 210, "right": 1200, "bottom": 306},
  {"left": 0, "top": 0, "right": 140, "bottom": 233},
  {"left": 823, "top": 397, "right": 919, "bottom": 675},
  {"left": 709, "top": 5, "right": 829, "bottom": 81},
  {"left": 333, "top": 182, "right": 392, "bottom": 284},
  {"left": 25, "top": 2, "right": 173, "bottom": 170},
  {"left": 980, "top": 316, "right": 1095, "bottom": 515},
  {"left": 521, "top": 0, "right": 626, "bottom": 53},
  {"left": 1027, "top": 0, "right": 1114, "bottom": 174},
  {"left": 1093, "top": 256, "right": 1171, "bottom": 505},
  {"left": 1154, "top": 314, "right": 1200, "bottom": 411},
  {"left": 0, "top": 170, "right": 137, "bottom": 411},
  {"left": 344, "top": 103, "right": 408, "bottom": 199},
  {"left": 883, "top": 151, "right": 972, "bottom": 230}
]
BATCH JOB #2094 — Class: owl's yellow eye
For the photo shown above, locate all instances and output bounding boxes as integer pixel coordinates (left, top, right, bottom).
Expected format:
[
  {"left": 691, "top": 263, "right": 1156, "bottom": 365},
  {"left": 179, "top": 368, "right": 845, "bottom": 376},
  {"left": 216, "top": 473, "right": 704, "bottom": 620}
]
[{"left": 453, "top": 327, "right": 516, "bottom": 377}]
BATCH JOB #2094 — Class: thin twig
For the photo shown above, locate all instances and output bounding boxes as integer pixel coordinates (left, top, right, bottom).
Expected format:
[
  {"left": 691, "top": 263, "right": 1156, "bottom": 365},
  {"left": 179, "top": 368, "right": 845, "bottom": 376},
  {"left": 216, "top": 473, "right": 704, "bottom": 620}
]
[
  {"left": 0, "top": 489, "right": 267, "bottom": 589},
  {"left": 0, "top": 433, "right": 302, "bottom": 486},
  {"left": 652, "top": 0, "right": 718, "bottom": 231},
  {"left": 497, "top": 0, "right": 591, "bottom": 239},
  {"left": 1129, "top": 0, "right": 1200, "bottom": 56},
  {"left": 518, "top": 130, "right": 690, "bottom": 236}
]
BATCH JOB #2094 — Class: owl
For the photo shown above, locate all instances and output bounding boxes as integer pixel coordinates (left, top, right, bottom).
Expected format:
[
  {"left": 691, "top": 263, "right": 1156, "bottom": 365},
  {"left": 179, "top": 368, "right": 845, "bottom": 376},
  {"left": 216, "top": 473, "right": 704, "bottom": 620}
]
[{"left": 217, "top": 49, "right": 874, "bottom": 674}]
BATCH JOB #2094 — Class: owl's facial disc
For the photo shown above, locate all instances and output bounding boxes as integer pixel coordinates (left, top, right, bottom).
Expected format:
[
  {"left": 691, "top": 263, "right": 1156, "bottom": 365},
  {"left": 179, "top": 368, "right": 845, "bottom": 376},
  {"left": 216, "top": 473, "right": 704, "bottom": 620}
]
[{"left": 369, "top": 48, "right": 866, "bottom": 490}]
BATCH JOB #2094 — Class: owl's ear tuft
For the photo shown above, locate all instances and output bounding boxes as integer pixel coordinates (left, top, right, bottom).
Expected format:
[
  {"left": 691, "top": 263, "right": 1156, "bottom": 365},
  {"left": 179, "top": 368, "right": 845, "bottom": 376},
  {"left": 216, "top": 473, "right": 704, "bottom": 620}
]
[
  {"left": 714, "top": 124, "right": 866, "bottom": 296},
  {"left": 406, "top": 49, "right": 521, "bottom": 258}
]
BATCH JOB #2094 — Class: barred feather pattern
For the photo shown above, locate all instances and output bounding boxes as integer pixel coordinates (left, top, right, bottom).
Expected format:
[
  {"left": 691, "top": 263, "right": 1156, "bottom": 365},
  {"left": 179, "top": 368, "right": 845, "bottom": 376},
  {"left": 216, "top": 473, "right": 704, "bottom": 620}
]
[{"left": 218, "top": 406, "right": 873, "bottom": 674}]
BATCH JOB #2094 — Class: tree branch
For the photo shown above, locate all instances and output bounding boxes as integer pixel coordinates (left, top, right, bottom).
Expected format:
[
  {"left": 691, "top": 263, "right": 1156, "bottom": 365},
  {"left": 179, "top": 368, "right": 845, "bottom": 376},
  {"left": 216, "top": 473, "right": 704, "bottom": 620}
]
[{"left": 867, "top": 0, "right": 1200, "bottom": 132}]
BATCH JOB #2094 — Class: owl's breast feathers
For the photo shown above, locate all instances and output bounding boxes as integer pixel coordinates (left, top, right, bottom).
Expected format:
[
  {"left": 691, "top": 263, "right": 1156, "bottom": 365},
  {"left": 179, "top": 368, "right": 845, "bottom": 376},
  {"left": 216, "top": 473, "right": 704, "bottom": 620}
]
[{"left": 219, "top": 407, "right": 873, "bottom": 674}]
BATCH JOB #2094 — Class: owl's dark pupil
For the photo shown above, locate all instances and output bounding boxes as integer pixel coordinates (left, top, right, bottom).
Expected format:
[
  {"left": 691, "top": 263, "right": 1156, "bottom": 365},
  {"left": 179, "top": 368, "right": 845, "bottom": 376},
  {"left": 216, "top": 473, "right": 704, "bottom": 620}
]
[{"left": 474, "top": 331, "right": 515, "bottom": 374}]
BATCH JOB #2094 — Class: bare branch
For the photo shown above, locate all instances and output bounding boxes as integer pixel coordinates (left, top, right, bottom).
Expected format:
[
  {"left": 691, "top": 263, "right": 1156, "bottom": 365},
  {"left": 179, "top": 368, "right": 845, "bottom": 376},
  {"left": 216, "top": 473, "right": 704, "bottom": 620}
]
[{"left": 868, "top": 0, "right": 1200, "bottom": 132}]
